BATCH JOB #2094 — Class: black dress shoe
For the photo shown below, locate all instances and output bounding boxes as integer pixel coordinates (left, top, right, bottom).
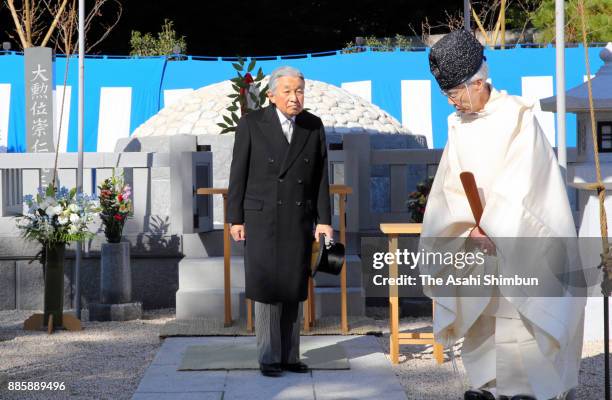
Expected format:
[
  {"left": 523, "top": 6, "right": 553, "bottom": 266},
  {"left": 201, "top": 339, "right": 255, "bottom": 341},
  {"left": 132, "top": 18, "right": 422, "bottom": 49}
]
[
  {"left": 464, "top": 389, "right": 496, "bottom": 400},
  {"left": 259, "top": 363, "right": 283, "bottom": 377},
  {"left": 510, "top": 396, "right": 537, "bottom": 400},
  {"left": 281, "top": 361, "right": 309, "bottom": 373}
]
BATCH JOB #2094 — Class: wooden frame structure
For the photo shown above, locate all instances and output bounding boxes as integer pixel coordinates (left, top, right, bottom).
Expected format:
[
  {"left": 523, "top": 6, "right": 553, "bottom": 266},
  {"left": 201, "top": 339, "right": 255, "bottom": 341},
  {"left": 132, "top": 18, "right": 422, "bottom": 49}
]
[
  {"left": 199, "top": 184, "right": 352, "bottom": 334},
  {"left": 379, "top": 222, "right": 444, "bottom": 364},
  {"left": 303, "top": 184, "right": 353, "bottom": 334}
]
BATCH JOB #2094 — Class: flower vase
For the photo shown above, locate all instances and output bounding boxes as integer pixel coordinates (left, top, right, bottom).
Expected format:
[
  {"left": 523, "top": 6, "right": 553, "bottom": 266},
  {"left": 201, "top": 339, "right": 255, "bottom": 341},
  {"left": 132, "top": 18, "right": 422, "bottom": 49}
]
[
  {"left": 100, "top": 242, "right": 131, "bottom": 304},
  {"left": 43, "top": 243, "right": 66, "bottom": 328}
]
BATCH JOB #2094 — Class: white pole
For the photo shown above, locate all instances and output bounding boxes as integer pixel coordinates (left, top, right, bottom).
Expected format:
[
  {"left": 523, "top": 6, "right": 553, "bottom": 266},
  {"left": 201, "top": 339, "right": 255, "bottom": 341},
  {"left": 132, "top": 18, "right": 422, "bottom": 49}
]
[
  {"left": 556, "top": 0, "right": 567, "bottom": 178},
  {"left": 75, "top": 0, "right": 85, "bottom": 319}
]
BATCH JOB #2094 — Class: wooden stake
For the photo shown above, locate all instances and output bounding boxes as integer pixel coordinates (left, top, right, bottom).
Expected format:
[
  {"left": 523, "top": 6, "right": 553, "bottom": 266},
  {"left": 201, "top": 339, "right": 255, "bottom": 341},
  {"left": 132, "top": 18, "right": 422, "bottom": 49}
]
[{"left": 47, "top": 314, "right": 54, "bottom": 335}]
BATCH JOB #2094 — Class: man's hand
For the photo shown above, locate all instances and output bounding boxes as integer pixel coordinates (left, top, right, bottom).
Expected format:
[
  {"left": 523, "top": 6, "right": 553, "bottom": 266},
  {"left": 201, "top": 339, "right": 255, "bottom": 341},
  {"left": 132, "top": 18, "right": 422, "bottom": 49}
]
[
  {"left": 468, "top": 225, "right": 496, "bottom": 255},
  {"left": 314, "top": 224, "right": 334, "bottom": 242},
  {"left": 230, "top": 224, "right": 246, "bottom": 241}
]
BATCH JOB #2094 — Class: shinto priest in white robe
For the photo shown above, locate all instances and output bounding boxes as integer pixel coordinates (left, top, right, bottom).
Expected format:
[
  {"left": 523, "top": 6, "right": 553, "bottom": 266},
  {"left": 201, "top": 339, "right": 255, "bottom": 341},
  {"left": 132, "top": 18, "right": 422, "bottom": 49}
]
[{"left": 418, "top": 87, "right": 585, "bottom": 399}]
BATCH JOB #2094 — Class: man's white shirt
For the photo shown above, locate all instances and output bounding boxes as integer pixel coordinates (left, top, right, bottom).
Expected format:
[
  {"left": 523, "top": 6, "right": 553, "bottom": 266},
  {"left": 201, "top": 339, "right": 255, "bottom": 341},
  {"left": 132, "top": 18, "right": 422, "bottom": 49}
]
[{"left": 276, "top": 108, "right": 295, "bottom": 143}]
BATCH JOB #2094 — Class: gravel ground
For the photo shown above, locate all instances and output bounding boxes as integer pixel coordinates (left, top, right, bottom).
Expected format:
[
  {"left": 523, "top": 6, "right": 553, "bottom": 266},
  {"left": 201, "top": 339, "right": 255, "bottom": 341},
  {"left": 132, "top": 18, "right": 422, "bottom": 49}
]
[
  {"left": 377, "top": 327, "right": 608, "bottom": 400},
  {"left": 0, "top": 309, "right": 173, "bottom": 400},
  {"left": 0, "top": 309, "right": 608, "bottom": 400}
]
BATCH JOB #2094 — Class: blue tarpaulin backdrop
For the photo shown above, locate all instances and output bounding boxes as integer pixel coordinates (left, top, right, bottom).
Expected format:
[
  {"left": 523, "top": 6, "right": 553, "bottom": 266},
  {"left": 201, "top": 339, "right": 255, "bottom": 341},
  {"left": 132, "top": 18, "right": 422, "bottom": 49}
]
[{"left": 0, "top": 46, "right": 605, "bottom": 152}]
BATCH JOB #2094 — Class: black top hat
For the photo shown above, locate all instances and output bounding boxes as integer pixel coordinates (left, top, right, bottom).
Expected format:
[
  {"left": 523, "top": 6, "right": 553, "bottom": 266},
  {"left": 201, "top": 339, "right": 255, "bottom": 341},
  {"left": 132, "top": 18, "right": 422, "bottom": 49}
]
[
  {"left": 311, "top": 233, "right": 345, "bottom": 277},
  {"left": 429, "top": 29, "right": 485, "bottom": 90}
]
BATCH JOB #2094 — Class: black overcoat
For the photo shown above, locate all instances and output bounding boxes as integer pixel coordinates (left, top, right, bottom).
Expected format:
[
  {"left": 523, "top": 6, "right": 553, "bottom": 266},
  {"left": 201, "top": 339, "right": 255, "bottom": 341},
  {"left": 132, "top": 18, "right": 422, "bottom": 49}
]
[{"left": 227, "top": 105, "right": 331, "bottom": 303}]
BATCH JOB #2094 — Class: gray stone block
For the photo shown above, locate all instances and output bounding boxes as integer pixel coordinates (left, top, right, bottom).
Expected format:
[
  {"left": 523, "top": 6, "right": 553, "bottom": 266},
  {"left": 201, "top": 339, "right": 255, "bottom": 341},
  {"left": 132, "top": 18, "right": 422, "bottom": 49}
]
[
  {"left": 16, "top": 258, "right": 73, "bottom": 311},
  {"left": 150, "top": 166, "right": 170, "bottom": 180},
  {"left": 178, "top": 257, "right": 245, "bottom": 290},
  {"left": 182, "top": 231, "right": 245, "bottom": 258},
  {"left": 84, "top": 234, "right": 182, "bottom": 257},
  {"left": 176, "top": 288, "right": 243, "bottom": 319},
  {"left": 0, "top": 236, "right": 41, "bottom": 257},
  {"left": 88, "top": 302, "right": 143, "bottom": 321},
  {"left": 313, "top": 287, "right": 365, "bottom": 318},
  {"left": 151, "top": 180, "right": 171, "bottom": 217},
  {"left": 0, "top": 261, "right": 16, "bottom": 310},
  {"left": 131, "top": 258, "right": 179, "bottom": 309}
]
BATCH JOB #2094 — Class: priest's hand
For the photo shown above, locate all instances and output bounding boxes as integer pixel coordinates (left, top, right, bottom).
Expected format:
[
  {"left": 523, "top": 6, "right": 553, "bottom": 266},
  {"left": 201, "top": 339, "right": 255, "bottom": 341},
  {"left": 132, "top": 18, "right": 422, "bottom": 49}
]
[
  {"left": 468, "top": 226, "right": 496, "bottom": 255},
  {"left": 230, "top": 224, "right": 246, "bottom": 241},
  {"left": 315, "top": 224, "right": 334, "bottom": 242},
  {"left": 600, "top": 249, "right": 612, "bottom": 275}
]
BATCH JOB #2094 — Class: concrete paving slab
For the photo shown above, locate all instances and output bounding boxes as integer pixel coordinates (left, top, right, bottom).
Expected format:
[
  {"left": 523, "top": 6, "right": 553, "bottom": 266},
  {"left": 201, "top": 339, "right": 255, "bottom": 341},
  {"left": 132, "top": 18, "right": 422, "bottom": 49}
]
[
  {"left": 134, "top": 335, "right": 407, "bottom": 400},
  {"left": 178, "top": 338, "right": 349, "bottom": 370},
  {"left": 132, "top": 392, "right": 224, "bottom": 400},
  {"left": 150, "top": 336, "right": 236, "bottom": 366},
  {"left": 134, "top": 364, "right": 227, "bottom": 393},
  {"left": 223, "top": 370, "right": 315, "bottom": 400}
]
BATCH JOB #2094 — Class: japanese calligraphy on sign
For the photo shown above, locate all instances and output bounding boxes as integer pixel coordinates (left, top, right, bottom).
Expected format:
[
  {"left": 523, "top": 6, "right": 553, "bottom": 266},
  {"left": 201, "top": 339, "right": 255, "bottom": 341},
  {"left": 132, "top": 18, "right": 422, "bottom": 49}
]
[{"left": 25, "top": 47, "right": 55, "bottom": 186}]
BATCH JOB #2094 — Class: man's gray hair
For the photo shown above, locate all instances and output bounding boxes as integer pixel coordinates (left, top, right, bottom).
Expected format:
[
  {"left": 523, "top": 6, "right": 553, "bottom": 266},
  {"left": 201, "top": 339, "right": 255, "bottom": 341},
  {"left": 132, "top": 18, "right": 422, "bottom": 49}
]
[
  {"left": 467, "top": 61, "right": 489, "bottom": 84},
  {"left": 268, "top": 66, "right": 305, "bottom": 94}
]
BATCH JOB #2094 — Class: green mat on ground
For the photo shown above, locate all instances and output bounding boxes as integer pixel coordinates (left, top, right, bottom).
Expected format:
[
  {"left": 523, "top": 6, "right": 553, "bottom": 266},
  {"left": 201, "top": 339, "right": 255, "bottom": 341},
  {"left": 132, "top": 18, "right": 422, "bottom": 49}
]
[
  {"left": 161, "top": 316, "right": 385, "bottom": 338},
  {"left": 178, "top": 340, "right": 350, "bottom": 370}
]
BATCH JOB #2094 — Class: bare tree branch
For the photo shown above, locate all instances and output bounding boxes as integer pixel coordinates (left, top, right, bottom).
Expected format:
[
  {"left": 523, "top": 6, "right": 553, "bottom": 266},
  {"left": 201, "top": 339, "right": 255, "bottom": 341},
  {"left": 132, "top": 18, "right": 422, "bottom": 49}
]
[
  {"left": 41, "top": 0, "right": 69, "bottom": 47},
  {"left": 84, "top": 0, "right": 123, "bottom": 53},
  {"left": 24, "top": 0, "right": 32, "bottom": 44},
  {"left": 6, "top": 0, "right": 29, "bottom": 48}
]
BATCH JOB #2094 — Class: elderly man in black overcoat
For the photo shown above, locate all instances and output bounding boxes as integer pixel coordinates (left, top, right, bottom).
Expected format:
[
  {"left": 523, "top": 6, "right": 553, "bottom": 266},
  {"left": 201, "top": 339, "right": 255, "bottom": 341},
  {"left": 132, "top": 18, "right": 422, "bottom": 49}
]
[{"left": 227, "top": 65, "right": 333, "bottom": 377}]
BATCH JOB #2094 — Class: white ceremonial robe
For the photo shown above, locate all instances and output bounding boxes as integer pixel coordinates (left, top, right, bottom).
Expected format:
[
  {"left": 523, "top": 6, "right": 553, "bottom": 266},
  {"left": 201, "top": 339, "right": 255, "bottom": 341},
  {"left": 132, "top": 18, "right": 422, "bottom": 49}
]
[{"left": 419, "top": 87, "right": 585, "bottom": 399}]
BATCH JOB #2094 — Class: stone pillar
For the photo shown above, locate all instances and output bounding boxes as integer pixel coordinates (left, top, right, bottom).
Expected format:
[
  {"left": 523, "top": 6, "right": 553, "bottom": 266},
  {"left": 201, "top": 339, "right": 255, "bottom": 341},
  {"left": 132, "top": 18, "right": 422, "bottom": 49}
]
[
  {"left": 88, "top": 242, "right": 142, "bottom": 321},
  {"left": 100, "top": 242, "right": 131, "bottom": 303}
]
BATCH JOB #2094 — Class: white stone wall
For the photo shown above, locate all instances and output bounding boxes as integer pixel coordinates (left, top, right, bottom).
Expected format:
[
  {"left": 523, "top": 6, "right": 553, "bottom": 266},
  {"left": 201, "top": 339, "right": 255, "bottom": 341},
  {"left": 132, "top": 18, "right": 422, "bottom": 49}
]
[{"left": 132, "top": 78, "right": 413, "bottom": 138}]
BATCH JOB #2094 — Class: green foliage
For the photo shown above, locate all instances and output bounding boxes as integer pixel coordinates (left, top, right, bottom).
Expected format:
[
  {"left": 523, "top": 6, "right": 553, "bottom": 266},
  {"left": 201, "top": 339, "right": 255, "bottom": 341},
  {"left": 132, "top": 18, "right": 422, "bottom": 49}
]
[
  {"left": 217, "top": 57, "right": 268, "bottom": 134},
  {"left": 130, "top": 19, "right": 187, "bottom": 57},
  {"left": 503, "top": 0, "right": 543, "bottom": 30},
  {"left": 530, "top": 0, "right": 612, "bottom": 43},
  {"left": 343, "top": 34, "right": 418, "bottom": 52},
  {"left": 406, "top": 177, "right": 434, "bottom": 223}
]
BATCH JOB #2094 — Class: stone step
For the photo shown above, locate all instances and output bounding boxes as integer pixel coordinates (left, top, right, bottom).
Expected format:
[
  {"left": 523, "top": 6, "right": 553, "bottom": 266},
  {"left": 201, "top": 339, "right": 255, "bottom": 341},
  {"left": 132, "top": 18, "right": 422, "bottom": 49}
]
[
  {"left": 311, "top": 287, "right": 365, "bottom": 318},
  {"left": 176, "top": 285, "right": 365, "bottom": 320},
  {"left": 313, "top": 255, "right": 362, "bottom": 288},
  {"left": 178, "top": 257, "right": 245, "bottom": 290},
  {"left": 176, "top": 288, "right": 245, "bottom": 320}
]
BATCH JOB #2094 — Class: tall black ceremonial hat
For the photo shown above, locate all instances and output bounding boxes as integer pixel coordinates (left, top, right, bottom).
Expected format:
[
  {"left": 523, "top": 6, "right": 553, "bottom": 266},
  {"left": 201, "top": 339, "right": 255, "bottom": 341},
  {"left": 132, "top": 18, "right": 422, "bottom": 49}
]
[
  {"left": 429, "top": 29, "right": 485, "bottom": 90},
  {"left": 311, "top": 233, "right": 345, "bottom": 277}
]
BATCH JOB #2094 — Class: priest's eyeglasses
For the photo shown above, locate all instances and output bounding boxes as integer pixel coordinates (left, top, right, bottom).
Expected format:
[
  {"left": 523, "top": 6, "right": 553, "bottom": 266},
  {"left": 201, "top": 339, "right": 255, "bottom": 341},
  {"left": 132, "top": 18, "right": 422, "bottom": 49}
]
[
  {"left": 441, "top": 83, "right": 471, "bottom": 101},
  {"left": 441, "top": 88, "right": 463, "bottom": 100}
]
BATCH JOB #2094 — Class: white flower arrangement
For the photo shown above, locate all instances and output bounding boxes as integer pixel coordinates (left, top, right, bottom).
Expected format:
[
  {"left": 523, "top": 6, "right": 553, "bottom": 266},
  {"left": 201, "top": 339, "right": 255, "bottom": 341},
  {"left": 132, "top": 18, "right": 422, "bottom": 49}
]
[{"left": 15, "top": 185, "right": 100, "bottom": 246}]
